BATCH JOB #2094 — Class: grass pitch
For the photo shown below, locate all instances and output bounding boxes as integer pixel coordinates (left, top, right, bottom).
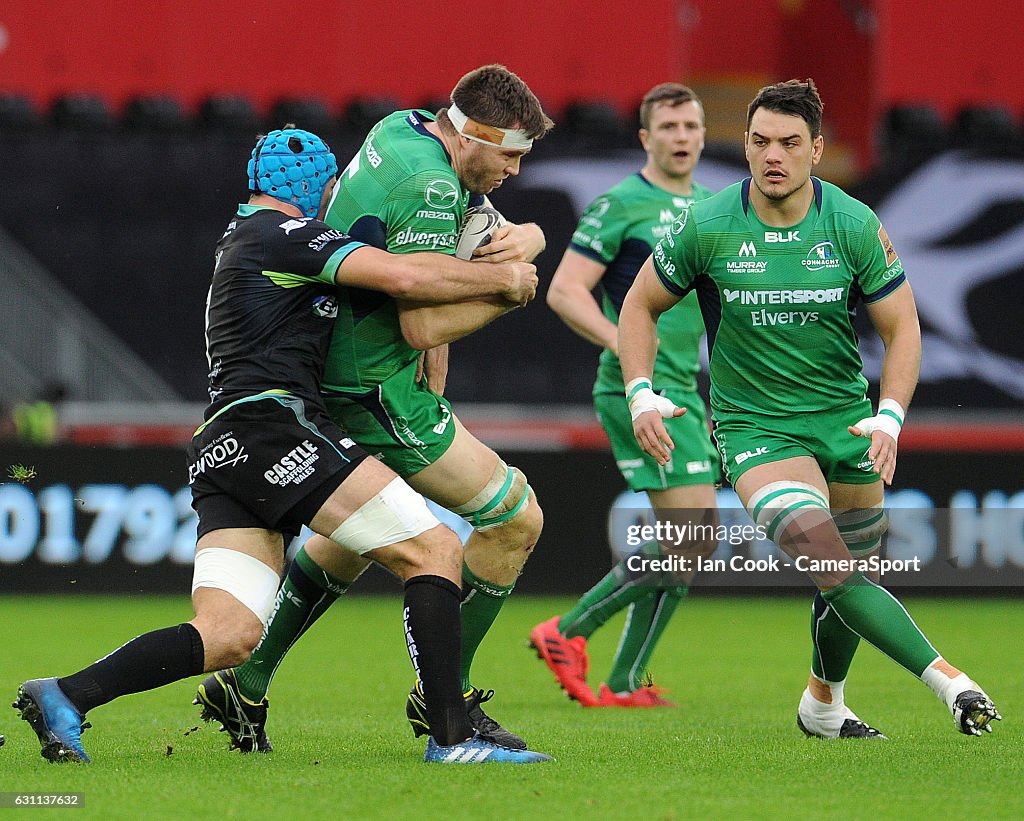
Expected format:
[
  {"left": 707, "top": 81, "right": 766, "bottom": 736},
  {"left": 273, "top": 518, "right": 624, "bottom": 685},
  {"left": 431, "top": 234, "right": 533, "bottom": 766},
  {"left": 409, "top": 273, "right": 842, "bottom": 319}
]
[{"left": 1, "top": 594, "right": 1020, "bottom": 819}]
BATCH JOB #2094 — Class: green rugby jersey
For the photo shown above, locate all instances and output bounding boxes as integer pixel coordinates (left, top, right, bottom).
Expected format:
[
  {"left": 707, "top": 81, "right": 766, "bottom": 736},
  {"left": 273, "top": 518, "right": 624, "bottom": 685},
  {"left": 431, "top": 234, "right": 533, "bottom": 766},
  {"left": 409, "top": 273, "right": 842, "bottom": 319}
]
[
  {"left": 570, "top": 173, "right": 712, "bottom": 395},
  {"left": 320, "top": 110, "right": 476, "bottom": 391},
  {"left": 652, "top": 177, "right": 906, "bottom": 416}
]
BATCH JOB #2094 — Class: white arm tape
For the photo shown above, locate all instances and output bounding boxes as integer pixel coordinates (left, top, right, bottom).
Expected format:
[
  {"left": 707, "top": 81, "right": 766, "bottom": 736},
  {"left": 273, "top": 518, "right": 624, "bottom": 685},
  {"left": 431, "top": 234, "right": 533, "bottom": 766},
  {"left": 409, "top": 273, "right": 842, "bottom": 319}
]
[
  {"left": 626, "top": 379, "right": 683, "bottom": 422},
  {"left": 852, "top": 398, "right": 905, "bottom": 442}
]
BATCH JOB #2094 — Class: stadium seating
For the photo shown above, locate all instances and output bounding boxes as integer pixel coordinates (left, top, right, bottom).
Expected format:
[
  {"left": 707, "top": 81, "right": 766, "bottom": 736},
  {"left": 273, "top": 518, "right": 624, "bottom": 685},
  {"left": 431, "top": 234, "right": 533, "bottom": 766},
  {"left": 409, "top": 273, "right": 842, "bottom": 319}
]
[
  {"left": 123, "top": 95, "right": 188, "bottom": 131},
  {"left": 343, "top": 96, "right": 400, "bottom": 134},
  {"left": 196, "top": 94, "right": 261, "bottom": 132},
  {"left": 953, "top": 104, "right": 1022, "bottom": 151},
  {"left": 0, "top": 93, "right": 40, "bottom": 130},
  {"left": 50, "top": 93, "right": 115, "bottom": 130},
  {"left": 269, "top": 96, "right": 336, "bottom": 135},
  {"left": 561, "top": 100, "right": 634, "bottom": 149},
  {"left": 417, "top": 97, "right": 450, "bottom": 117},
  {"left": 877, "top": 104, "right": 949, "bottom": 166}
]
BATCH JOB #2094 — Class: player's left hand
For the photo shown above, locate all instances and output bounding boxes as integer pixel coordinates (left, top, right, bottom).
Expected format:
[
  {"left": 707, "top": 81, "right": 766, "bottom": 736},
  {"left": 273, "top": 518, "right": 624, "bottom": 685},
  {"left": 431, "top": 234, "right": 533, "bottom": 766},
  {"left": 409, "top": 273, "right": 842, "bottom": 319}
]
[
  {"left": 848, "top": 423, "right": 898, "bottom": 485},
  {"left": 416, "top": 344, "right": 449, "bottom": 395},
  {"left": 628, "top": 384, "right": 685, "bottom": 465},
  {"left": 473, "top": 223, "right": 546, "bottom": 263},
  {"left": 633, "top": 411, "right": 679, "bottom": 465}
]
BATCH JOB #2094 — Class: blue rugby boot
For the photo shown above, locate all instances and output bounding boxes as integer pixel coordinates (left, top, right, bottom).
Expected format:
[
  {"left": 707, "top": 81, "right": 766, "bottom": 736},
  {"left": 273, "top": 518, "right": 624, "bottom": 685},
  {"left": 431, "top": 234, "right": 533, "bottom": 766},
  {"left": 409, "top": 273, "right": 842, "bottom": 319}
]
[
  {"left": 424, "top": 733, "right": 553, "bottom": 764},
  {"left": 13, "top": 679, "right": 91, "bottom": 763}
]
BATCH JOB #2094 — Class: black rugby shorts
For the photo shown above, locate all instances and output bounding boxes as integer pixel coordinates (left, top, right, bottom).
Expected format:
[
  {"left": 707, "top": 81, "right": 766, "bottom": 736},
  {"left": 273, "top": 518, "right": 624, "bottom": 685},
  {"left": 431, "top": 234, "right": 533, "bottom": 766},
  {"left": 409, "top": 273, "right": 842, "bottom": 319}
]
[{"left": 187, "top": 392, "right": 368, "bottom": 539}]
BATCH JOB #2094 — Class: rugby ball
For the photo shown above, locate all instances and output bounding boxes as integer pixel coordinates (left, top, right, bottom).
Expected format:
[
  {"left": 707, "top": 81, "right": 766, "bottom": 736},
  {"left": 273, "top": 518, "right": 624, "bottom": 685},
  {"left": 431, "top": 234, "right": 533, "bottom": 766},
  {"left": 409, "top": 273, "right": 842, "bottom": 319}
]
[{"left": 455, "top": 206, "right": 507, "bottom": 260}]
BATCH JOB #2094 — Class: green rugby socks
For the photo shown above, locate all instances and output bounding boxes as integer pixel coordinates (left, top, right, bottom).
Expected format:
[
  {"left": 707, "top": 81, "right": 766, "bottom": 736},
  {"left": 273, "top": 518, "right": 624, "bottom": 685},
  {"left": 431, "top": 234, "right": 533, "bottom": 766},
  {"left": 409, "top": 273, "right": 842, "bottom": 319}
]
[
  {"left": 821, "top": 573, "right": 939, "bottom": 677},
  {"left": 606, "top": 585, "right": 687, "bottom": 693},
  {"left": 558, "top": 542, "right": 661, "bottom": 640},
  {"left": 234, "top": 546, "right": 350, "bottom": 702},
  {"left": 810, "top": 591, "right": 861, "bottom": 684},
  {"left": 460, "top": 561, "right": 514, "bottom": 692}
]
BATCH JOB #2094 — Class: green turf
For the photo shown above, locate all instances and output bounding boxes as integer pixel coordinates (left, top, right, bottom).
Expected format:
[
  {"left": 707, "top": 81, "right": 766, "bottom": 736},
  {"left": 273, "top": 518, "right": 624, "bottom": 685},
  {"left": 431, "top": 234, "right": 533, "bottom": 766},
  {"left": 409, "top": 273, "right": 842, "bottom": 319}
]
[{"left": 1, "top": 594, "right": 1020, "bottom": 819}]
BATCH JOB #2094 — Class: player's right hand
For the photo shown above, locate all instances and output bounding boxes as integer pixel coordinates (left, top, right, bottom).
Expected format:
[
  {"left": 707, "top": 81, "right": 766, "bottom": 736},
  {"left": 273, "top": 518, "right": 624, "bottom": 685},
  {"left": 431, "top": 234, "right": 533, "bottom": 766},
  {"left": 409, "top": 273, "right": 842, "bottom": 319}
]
[{"left": 502, "top": 262, "right": 538, "bottom": 306}]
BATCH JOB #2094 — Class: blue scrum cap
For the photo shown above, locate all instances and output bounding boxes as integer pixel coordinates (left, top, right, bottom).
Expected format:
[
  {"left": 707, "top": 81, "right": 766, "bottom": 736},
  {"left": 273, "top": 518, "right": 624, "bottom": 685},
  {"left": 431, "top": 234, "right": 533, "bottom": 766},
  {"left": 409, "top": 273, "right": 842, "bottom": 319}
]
[{"left": 247, "top": 128, "right": 338, "bottom": 217}]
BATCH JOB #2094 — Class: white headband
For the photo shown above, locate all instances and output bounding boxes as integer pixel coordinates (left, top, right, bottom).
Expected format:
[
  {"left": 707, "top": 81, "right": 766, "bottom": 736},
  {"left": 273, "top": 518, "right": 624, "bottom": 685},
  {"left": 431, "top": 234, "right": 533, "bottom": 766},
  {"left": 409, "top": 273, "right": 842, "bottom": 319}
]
[{"left": 447, "top": 103, "right": 534, "bottom": 150}]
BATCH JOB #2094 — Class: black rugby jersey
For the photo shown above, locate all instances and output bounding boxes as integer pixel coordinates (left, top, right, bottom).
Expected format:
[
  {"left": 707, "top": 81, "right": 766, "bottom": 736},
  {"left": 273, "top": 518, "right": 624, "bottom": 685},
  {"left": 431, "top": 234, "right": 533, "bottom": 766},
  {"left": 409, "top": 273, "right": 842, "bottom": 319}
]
[{"left": 203, "top": 204, "right": 363, "bottom": 414}]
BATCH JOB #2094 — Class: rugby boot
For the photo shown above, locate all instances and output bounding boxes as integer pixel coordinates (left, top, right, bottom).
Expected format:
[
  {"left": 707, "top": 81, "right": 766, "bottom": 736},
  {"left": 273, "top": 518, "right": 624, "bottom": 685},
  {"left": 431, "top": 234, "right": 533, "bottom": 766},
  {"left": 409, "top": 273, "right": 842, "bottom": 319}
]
[
  {"left": 424, "top": 733, "right": 552, "bottom": 764},
  {"left": 194, "top": 669, "right": 272, "bottom": 753},
  {"left": 406, "top": 682, "right": 527, "bottom": 750},
  {"left": 13, "top": 679, "right": 92, "bottom": 763},
  {"left": 796, "top": 687, "right": 886, "bottom": 739},
  {"left": 529, "top": 616, "right": 597, "bottom": 706},
  {"left": 594, "top": 682, "right": 676, "bottom": 708},
  {"left": 951, "top": 686, "right": 1001, "bottom": 736}
]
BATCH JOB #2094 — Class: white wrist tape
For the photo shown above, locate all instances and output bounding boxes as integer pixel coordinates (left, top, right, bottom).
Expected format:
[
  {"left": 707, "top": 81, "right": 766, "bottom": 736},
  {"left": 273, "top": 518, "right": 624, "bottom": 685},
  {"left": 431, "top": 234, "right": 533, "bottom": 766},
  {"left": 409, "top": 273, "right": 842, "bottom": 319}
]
[
  {"left": 626, "top": 378, "right": 682, "bottom": 421},
  {"left": 625, "top": 377, "right": 652, "bottom": 401},
  {"left": 853, "top": 398, "right": 905, "bottom": 442}
]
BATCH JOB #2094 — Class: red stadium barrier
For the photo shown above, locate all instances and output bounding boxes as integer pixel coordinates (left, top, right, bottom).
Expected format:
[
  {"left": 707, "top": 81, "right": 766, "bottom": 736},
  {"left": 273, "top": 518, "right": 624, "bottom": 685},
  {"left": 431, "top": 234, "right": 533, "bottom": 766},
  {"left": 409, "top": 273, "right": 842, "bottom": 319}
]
[{"left": 60, "top": 414, "right": 1024, "bottom": 452}]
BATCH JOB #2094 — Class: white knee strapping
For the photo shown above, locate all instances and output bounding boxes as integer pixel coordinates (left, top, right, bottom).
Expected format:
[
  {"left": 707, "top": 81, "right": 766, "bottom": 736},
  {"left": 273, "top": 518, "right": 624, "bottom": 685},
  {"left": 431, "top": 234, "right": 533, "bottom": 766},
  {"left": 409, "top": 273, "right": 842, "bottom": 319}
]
[
  {"left": 192, "top": 547, "right": 281, "bottom": 625},
  {"left": 834, "top": 503, "right": 888, "bottom": 557},
  {"left": 451, "top": 459, "right": 530, "bottom": 531},
  {"left": 329, "top": 477, "right": 439, "bottom": 554},
  {"left": 746, "top": 481, "right": 830, "bottom": 543}
]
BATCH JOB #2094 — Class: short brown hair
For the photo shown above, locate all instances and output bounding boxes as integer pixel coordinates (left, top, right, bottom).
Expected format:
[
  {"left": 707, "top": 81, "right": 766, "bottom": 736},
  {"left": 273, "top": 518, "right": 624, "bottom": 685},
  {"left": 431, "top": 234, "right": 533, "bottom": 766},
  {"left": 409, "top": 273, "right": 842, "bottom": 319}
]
[
  {"left": 639, "top": 83, "right": 703, "bottom": 130},
  {"left": 746, "top": 78, "right": 823, "bottom": 138},
  {"left": 442, "top": 64, "right": 553, "bottom": 140}
]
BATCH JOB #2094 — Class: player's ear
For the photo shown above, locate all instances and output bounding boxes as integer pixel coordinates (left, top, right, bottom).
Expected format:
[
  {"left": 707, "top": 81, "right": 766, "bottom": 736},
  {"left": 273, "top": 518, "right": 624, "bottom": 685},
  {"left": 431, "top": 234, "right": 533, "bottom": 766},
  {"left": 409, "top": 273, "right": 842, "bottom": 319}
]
[
  {"left": 317, "top": 176, "right": 338, "bottom": 220},
  {"left": 811, "top": 134, "right": 824, "bottom": 165}
]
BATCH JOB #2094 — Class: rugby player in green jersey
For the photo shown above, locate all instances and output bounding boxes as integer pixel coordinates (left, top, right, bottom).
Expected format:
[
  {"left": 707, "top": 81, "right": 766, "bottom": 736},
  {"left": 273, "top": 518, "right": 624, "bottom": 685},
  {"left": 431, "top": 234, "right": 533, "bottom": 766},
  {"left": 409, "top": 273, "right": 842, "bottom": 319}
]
[
  {"left": 204, "top": 66, "right": 553, "bottom": 751},
  {"left": 620, "top": 79, "right": 1000, "bottom": 738},
  {"left": 531, "top": 84, "right": 720, "bottom": 707}
]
